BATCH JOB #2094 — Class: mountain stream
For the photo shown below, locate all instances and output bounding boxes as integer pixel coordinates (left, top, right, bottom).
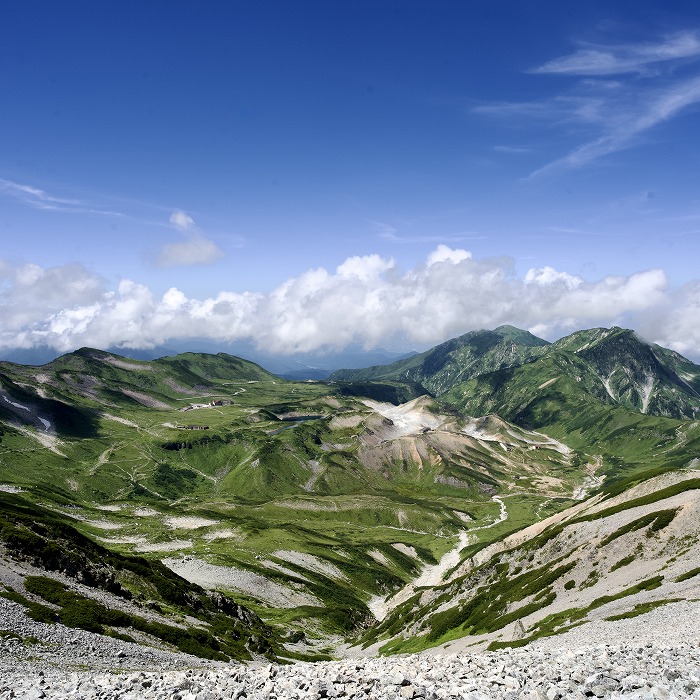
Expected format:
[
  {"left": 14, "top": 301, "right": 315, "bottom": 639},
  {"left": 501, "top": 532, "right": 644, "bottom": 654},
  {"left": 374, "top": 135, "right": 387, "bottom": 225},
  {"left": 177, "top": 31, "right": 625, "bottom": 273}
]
[{"left": 368, "top": 495, "right": 508, "bottom": 622}]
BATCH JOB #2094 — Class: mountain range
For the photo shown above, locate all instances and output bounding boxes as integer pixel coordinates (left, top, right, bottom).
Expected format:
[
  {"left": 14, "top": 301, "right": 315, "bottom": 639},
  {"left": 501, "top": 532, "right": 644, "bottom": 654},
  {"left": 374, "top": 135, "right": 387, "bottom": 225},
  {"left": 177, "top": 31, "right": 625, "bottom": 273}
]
[{"left": 1, "top": 325, "right": 699, "bottom": 661}]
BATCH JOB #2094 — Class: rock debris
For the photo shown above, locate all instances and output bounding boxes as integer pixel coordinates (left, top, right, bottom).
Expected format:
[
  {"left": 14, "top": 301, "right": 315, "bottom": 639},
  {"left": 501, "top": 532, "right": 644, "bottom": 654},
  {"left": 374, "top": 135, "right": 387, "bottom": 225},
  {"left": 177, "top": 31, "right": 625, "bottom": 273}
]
[{"left": 2, "top": 597, "right": 700, "bottom": 699}]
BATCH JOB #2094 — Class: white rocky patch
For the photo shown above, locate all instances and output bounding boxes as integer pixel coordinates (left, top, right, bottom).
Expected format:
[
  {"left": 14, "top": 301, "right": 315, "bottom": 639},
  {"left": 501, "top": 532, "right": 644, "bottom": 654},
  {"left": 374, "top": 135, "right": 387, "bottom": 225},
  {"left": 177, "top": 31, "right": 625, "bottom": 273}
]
[
  {"left": 453, "top": 510, "right": 473, "bottom": 523},
  {"left": 13, "top": 425, "right": 65, "bottom": 455},
  {"left": 132, "top": 507, "right": 160, "bottom": 517},
  {"left": 367, "top": 549, "right": 391, "bottom": 566},
  {"left": 164, "top": 516, "right": 220, "bottom": 530},
  {"left": 640, "top": 374, "right": 655, "bottom": 414},
  {"left": 100, "top": 413, "right": 139, "bottom": 427},
  {"left": 372, "top": 495, "right": 509, "bottom": 621},
  {"left": 83, "top": 520, "right": 124, "bottom": 530},
  {"left": 163, "top": 556, "right": 320, "bottom": 608},
  {"left": 202, "top": 528, "right": 243, "bottom": 541},
  {"left": 272, "top": 550, "right": 349, "bottom": 581},
  {"left": 362, "top": 397, "right": 444, "bottom": 438},
  {"left": 135, "top": 540, "right": 193, "bottom": 552},
  {"left": 261, "top": 559, "right": 312, "bottom": 582},
  {"left": 391, "top": 543, "right": 419, "bottom": 559},
  {"left": 96, "top": 535, "right": 148, "bottom": 545}
]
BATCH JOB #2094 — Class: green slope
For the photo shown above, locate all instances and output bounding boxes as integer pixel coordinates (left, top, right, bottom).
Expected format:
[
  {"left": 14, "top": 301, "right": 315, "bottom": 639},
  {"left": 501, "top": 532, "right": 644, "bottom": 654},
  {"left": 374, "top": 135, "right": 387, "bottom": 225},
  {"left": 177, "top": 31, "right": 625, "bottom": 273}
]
[
  {"left": 1, "top": 347, "right": 585, "bottom": 645},
  {"left": 2, "top": 332, "right": 698, "bottom": 655},
  {"left": 329, "top": 326, "right": 550, "bottom": 395}
]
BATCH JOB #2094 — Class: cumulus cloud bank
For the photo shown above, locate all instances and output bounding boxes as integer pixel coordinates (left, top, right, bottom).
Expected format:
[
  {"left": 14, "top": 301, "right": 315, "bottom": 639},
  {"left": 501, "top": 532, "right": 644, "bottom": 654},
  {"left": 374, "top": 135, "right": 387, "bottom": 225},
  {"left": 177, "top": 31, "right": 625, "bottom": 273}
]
[{"left": 1, "top": 247, "right": 698, "bottom": 359}]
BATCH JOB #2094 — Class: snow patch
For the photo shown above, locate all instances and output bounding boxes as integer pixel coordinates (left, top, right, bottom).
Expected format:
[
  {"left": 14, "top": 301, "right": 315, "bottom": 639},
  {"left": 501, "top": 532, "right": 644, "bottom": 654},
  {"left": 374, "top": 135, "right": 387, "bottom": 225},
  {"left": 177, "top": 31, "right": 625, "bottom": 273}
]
[
  {"left": 2, "top": 395, "right": 30, "bottom": 412},
  {"left": 2, "top": 395, "right": 52, "bottom": 431}
]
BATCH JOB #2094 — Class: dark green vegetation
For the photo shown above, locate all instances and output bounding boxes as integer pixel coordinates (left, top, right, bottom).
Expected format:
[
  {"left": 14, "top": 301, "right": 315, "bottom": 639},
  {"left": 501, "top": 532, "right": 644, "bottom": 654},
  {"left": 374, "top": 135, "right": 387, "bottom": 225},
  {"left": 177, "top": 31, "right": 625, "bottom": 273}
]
[
  {"left": 1, "top": 325, "right": 699, "bottom": 656},
  {"left": 0, "top": 492, "right": 278, "bottom": 660},
  {"left": 330, "top": 325, "right": 550, "bottom": 396},
  {"left": 333, "top": 326, "right": 700, "bottom": 421}
]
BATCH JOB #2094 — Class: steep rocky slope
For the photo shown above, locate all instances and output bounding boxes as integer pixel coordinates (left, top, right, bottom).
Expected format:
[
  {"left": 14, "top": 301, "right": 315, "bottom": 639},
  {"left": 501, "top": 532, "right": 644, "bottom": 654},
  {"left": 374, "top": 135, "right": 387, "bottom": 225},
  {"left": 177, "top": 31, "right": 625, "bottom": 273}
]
[{"left": 361, "top": 468, "right": 700, "bottom": 656}]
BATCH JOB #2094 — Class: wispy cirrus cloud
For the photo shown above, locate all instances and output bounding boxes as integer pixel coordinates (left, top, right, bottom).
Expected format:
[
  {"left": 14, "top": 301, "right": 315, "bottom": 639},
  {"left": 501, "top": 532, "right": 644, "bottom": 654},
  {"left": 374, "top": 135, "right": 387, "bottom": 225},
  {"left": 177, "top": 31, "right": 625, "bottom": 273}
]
[
  {"left": 370, "top": 220, "right": 484, "bottom": 244},
  {"left": 529, "top": 75, "right": 700, "bottom": 177},
  {"left": 493, "top": 145, "right": 531, "bottom": 154},
  {"left": 531, "top": 31, "right": 700, "bottom": 76},
  {"left": 0, "top": 178, "right": 123, "bottom": 216},
  {"left": 477, "top": 30, "right": 700, "bottom": 177},
  {"left": 1, "top": 177, "right": 230, "bottom": 267}
]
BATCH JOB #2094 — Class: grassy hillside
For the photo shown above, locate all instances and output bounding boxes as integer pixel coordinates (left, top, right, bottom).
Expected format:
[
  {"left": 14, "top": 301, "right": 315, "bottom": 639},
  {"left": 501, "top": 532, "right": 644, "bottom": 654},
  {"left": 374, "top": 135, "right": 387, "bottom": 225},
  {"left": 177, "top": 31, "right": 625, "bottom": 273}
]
[
  {"left": 0, "top": 491, "right": 279, "bottom": 661},
  {"left": 0, "top": 348, "right": 591, "bottom": 651},
  {"left": 2, "top": 332, "right": 699, "bottom": 656}
]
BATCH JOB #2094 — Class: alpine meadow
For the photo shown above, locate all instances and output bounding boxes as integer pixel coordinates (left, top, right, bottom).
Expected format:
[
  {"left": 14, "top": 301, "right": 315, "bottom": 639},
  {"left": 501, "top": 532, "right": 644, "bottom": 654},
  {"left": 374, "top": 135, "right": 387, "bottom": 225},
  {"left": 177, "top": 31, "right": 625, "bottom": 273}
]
[{"left": 2, "top": 324, "right": 700, "bottom": 669}]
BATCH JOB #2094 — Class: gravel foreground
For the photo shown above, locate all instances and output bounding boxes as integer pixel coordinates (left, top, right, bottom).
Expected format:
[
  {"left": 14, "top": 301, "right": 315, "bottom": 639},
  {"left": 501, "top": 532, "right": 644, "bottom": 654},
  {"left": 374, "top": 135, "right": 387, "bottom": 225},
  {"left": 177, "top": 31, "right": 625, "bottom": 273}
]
[
  {"left": 3, "top": 597, "right": 700, "bottom": 699},
  {"left": 2, "top": 643, "right": 700, "bottom": 700}
]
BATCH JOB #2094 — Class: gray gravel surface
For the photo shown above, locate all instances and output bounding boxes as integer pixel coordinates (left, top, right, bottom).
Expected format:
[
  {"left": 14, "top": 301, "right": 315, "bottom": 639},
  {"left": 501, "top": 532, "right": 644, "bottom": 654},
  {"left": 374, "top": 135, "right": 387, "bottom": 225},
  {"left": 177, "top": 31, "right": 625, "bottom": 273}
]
[{"left": 3, "top": 596, "right": 700, "bottom": 698}]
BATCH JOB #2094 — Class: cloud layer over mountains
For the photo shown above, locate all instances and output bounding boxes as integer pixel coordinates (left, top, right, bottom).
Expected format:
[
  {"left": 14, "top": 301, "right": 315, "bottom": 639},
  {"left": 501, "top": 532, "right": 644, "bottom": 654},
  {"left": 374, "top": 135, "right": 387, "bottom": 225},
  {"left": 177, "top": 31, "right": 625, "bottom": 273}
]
[{"left": 1, "top": 246, "right": 698, "bottom": 359}]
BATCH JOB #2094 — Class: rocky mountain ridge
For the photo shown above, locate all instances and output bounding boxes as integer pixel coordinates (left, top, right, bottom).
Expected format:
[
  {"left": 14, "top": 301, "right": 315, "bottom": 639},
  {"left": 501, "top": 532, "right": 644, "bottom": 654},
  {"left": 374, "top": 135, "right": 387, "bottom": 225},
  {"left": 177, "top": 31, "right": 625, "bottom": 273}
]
[{"left": 332, "top": 326, "right": 700, "bottom": 420}]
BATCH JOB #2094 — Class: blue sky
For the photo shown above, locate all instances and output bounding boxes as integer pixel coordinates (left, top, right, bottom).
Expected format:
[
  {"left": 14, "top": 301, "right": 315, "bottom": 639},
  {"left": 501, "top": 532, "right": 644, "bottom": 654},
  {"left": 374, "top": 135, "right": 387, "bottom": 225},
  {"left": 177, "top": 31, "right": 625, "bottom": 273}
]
[{"left": 2, "top": 1, "right": 700, "bottom": 359}]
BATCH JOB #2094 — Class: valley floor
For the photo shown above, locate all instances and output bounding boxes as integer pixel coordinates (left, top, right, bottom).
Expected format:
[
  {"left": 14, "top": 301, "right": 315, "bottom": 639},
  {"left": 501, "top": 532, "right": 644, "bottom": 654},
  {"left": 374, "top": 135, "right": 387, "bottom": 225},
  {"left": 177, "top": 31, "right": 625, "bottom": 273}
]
[{"left": 2, "top": 591, "right": 700, "bottom": 699}]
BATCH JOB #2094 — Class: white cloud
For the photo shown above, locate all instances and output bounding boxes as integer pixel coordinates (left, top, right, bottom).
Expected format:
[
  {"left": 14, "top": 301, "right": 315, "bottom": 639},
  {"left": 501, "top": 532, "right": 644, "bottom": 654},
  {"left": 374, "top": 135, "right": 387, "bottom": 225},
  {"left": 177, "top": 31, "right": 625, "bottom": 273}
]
[
  {"left": 427, "top": 245, "right": 471, "bottom": 266},
  {"left": 0, "top": 249, "right": 699, "bottom": 360},
  {"left": 158, "top": 210, "right": 225, "bottom": 266},
  {"left": 169, "top": 210, "right": 197, "bottom": 232},
  {"left": 640, "top": 280, "right": 700, "bottom": 357},
  {"left": 0, "top": 260, "right": 105, "bottom": 337},
  {"left": 337, "top": 254, "right": 394, "bottom": 281},
  {"left": 157, "top": 236, "right": 225, "bottom": 267},
  {"left": 525, "top": 266, "right": 582, "bottom": 289}
]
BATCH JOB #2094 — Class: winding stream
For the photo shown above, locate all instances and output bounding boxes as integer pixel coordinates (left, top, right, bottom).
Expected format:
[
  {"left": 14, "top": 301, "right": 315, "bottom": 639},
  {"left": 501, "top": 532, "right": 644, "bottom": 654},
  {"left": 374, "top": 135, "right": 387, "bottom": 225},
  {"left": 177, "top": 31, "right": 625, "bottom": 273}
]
[{"left": 368, "top": 495, "right": 508, "bottom": 621}]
